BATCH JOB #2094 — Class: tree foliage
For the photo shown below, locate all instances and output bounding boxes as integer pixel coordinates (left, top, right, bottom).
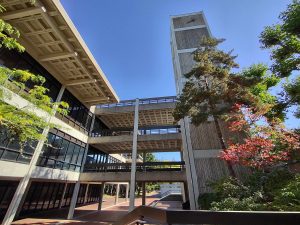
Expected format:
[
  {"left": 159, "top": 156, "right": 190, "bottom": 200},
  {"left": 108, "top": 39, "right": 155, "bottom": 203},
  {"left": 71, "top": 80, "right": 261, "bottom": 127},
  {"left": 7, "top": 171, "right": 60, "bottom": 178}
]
[
  {"left": 221, "top": 104, "right": 300, "bottom": 169},
  {"left": 0, "top": 4, "right": 68, "bottom": 156},
  {"left": 260, "top": 0, "right": 300, "bottom": 118},
  {"left": 199, "top": 170, "right": 300, "bottom": 211}
]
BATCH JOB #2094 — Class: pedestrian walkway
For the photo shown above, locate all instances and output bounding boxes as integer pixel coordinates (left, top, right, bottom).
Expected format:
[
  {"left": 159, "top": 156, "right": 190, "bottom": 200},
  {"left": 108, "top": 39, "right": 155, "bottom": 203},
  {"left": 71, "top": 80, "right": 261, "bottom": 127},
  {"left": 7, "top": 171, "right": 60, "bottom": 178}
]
[{"left": 12, "top": 195, "right": 160, "bottom": 225}]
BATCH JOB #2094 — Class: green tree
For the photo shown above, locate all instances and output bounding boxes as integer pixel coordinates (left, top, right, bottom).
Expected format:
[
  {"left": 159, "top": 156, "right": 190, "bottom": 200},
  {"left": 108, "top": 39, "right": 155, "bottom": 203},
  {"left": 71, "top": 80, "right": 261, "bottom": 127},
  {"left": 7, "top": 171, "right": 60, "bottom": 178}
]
[
  {"left": 0, "top": 3, "right": 68, "bottom": 156},
  {"left": 173, "top": 38, "right": 279, "bottom": 176},
  {"left": 260, "top": 0, "right": 300, "bottom": 119}
]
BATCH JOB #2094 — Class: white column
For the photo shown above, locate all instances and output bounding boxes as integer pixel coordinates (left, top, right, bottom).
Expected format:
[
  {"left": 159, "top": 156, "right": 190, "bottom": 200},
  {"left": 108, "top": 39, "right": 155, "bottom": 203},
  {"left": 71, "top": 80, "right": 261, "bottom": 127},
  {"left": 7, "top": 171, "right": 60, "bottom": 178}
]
[
  {"left": 115, "top": 184, "right": 120, "bottom": 205},
  {"left": 180, "top": 117, "right": 199, "bottom": 210},
  {"left": 67, "top": 181, "right": 80, "bottom": 219},
  {"left": 2, "top": 86, "right": 65, "bottom": 225},
  {"left": 84, "top": 183, "right": 90, "bottom": 204},
  {"left": 67, "top": 114, "right": 96, "bottom": 218},
  {"left": 180, "top": 182, "right": 186, "bottom": 203},
  {"left": 129, "top": 98, "right": 139, "bottom": 211},
  {"left": 125, "top": 183, "right": 129, "bottom": 202}
]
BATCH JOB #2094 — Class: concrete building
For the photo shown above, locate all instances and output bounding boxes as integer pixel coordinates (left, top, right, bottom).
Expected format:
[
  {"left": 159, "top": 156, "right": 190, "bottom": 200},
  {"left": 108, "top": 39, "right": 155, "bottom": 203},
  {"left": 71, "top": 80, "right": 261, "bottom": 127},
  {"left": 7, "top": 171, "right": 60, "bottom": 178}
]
[
  {"left": 0, "top": 1, "right": 242, "bottom": 224},
  {"left": 170, "top": 11, "right": 247, "bottom": 209}
]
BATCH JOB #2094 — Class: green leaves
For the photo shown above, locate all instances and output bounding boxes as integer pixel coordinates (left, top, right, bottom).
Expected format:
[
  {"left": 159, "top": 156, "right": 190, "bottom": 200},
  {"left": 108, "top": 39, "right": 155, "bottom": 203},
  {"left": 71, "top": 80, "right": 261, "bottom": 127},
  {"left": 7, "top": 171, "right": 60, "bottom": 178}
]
[
  {"left": 174, "top": 37, "right": 239, "bottom": 125},
  {"left": 199, "top": 170, "right": 300, "bottom": 211},
  {"left": 260, "top": 1, "right": 300, "bottom": 78}
]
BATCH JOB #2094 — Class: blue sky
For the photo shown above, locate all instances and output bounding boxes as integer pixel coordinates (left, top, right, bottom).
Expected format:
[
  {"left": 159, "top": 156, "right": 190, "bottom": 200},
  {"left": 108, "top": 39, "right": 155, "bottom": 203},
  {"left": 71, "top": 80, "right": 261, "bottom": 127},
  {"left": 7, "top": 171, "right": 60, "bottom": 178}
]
[{"left": 61, "top": 0, "right": 297, "bottom": 160}]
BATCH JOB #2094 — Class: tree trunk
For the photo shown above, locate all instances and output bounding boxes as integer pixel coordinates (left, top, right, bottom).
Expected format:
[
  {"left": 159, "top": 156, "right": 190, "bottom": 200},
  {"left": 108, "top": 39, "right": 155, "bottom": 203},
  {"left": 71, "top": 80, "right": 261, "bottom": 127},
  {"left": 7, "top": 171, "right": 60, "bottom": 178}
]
[
  {"left": 212, "top": 116, "right": 236, "bottom": 177},
  {"left": 205, "top": 78, "right": 236, "bottom": 177}
]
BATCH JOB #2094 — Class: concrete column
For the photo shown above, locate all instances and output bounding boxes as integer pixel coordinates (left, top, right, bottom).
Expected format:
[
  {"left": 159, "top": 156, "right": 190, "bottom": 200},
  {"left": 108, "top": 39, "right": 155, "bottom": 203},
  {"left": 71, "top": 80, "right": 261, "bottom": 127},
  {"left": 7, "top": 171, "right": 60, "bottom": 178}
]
[
  {"left": 59, "top": 182, "right": 68, "bottom": 208},
  {"left": 142, "top": 182, "right": 146, "bottom": 206},
  {"left": 2, "top": 86, "right": 65, "bottom": 225},
  {"left": 129, "top": 98, "right": 139, "bottom": 211},
  {"left": 67, "top": 181, "right": 80, "bottom": 219},
  {"left": 181, "top": 182, "right": 186, "bottom": 203},
  {"left": 98, "top": 183, "right": 105, "bottom": 210},
  {"left": 115, "top": 184, "right": 120, "bottom": 205},
  {"left": 67, "top": 109, "right": 96, "bottom": 219},
  {"left": 180, "top": 117, "right": 199, "bottom": 210},
  {"left": 180, "top": 151, "right": 184, "bottom": 161},
  {"left": 84, "top": 183, "right": 90, "bottom": 204},
  {"left": 15, "top": 180, "right": 32, "bottom": 218},
  {"left": 125, "top": 183, "right": 129, "bottom": 202}
]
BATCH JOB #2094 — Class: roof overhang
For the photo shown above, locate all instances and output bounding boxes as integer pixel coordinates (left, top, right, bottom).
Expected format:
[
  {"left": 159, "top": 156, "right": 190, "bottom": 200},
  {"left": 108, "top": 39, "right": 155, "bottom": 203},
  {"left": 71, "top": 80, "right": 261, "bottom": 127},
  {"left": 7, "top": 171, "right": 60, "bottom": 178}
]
[{"left": 0, "top": 0, "right": 119, "bottom": 106}]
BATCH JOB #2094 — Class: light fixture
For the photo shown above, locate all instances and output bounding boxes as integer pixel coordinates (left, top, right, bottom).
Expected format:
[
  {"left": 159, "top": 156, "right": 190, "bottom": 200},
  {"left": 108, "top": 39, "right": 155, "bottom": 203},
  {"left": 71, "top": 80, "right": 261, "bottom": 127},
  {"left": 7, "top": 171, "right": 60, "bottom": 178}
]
[
  {"left": 74, "top": 51, "right": 78, "bottom": 56},
  {"left": 41, "top": 6, "right": 46, "bottom": 13}
]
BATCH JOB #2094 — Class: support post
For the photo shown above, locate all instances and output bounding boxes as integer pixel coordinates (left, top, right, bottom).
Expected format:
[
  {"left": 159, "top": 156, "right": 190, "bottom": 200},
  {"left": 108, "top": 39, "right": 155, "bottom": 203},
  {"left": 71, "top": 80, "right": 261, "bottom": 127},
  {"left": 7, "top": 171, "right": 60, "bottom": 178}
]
[
  {"left": 125, "top": 183, "right": 129, "bottom": 202},
  {"left": 2, "top": 86, "right": 65, "bottom": 225},
  {"left": 67, "top": 181, "right": 80, "bottom": 219},
  {"left": 98, "top": 183, "right": 105, "bottom": 210},
  {"left": 129, "top": 98, "right": 139, "bottom": 211},
  {"left": 59, "top": 182, "right": 68, "bottom": 208},
  {"left": 84, "top": 183, "right": 90, "bottom": 204},
  {"left": 115, "top": 184, "right": 120, "bottom": 205},
  {"left": 67, "top": 113, "right": 96, "bottom": 219},
  {"left": 180, "top": 117, "right": 199, "bottom": 210},
  {"left": 142, "top": 182, "right": 146, "bottom": 206}
]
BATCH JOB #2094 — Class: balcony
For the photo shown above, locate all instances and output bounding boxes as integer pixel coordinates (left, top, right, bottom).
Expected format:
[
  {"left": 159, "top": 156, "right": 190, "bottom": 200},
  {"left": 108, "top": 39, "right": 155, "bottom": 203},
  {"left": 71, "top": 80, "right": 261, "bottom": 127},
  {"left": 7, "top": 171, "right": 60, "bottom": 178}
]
[{"left": 89, "top": 126, "right": 182, "bottom": 153}]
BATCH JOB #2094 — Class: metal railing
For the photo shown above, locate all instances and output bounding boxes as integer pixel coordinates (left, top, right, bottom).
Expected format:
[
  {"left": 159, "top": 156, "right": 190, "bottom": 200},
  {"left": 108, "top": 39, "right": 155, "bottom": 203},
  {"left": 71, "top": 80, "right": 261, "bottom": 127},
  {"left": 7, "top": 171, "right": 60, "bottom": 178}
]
[
  {"left": 97, "top": 96, "right": 177, "bottom": 108},
  {"left": 91, "top": 126, "right": 180, "bottom": 137},
  {"left": 113, "top": 206, "right": 300, "bottom": 225},
  {"left": 84, "top": 161, "right": 185, "bottom": 172},
  {"left": 55, "top": 113, "right": 90, "bottom": 135}
]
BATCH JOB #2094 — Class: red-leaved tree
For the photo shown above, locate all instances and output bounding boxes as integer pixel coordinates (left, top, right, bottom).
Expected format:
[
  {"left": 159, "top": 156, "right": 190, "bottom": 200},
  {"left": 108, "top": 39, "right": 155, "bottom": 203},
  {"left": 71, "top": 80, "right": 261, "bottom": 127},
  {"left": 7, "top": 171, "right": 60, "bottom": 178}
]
[{"left": 220, "top": 104, "right": 300, "bottom": 169}]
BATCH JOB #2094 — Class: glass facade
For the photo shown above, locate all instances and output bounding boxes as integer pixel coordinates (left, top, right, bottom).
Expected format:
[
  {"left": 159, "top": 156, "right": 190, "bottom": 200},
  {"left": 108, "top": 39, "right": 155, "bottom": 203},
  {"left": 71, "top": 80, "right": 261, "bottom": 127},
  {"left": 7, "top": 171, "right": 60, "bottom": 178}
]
[
  {"left": 20, "top": 181, "right": 75, "bottom": 217},
  {"left": 0, "top": 180, "right": 19, "bottom": 220},
  {"left": 84, "top": 145, "right": 121, "bottom": 170},
  {"left": 37, "top": 129, "right": 86, "bottom": 172},
  {"left": 59, "top": 89, "right": 93, "bottom": 132},
  {"left": 0, "top": 127, "right": 36, "bottom": 164},
  {"left": 0, "top": 47, "right": 61, "bottom": 101}
]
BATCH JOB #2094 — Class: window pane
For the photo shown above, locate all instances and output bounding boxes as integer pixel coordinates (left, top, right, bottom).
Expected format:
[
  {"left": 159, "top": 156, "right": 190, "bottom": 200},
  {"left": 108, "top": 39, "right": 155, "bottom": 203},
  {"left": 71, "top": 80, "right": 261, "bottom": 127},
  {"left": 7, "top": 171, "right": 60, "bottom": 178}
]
[
  {"left": 2, "top": 150, "right": 18, "bottom": 161},
  {"left": 71, "top": 145, "right": 80, "bottom": 164},
  {"left": 65, "top": 142, "right": 75, "bottom": 164}
]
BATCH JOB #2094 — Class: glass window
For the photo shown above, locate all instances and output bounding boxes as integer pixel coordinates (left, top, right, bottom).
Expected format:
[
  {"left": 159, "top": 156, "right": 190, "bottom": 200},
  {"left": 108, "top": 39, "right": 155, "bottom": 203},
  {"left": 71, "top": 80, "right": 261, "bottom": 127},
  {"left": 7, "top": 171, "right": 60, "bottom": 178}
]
[
  {"left": 65, "top": 142, "right": 75, "bottom": 164},
  {"left": 71, "top": 145, "right": 80, "bottom": 165},
  {"left": 57, "top": 139, "right": 69, "bottom": 161},
  {"left": 1, "top": 151, "right": 18, "bottom": 161}
]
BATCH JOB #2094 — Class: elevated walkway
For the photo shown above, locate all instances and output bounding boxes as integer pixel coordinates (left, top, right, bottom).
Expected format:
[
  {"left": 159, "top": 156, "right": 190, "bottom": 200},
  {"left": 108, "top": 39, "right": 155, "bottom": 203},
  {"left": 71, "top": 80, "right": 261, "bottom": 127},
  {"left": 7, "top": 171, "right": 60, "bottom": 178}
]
[
  {"left": 89, "top": 130, "right": 182, "bottom": 153},
  {"left": 95, "top": 96, "right": 177, "bottom": 128},
  {"left": 81, "top": 161, "right": 186, "bottom": 182}
]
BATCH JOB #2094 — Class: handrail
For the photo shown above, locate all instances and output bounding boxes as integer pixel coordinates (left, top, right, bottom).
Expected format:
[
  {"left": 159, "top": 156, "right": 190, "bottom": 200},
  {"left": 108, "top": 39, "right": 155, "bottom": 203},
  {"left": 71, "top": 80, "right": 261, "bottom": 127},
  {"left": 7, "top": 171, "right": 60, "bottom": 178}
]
[
  {"left": 91, "top": 126, "right": 180, "bottom": 137},
  {"left": 160, "top": 189, "right": 181, "bottom": 199},
  {"left": 97, "top": 96, "right": 177, "bottom": 108},
  {"left": 84, "top": 161, "right": 185, "bottom": 172},
  {"left": 113, "top": 206, "right": 300, "bottom": 225}
]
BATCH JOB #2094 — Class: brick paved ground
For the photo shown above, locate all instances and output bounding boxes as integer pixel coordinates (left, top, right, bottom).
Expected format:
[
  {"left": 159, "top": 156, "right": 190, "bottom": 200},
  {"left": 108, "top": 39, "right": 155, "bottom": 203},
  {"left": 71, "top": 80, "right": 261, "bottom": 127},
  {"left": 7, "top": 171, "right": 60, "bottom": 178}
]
[{"left": 12, "top": 194, "right": 166, "bottom": 225}]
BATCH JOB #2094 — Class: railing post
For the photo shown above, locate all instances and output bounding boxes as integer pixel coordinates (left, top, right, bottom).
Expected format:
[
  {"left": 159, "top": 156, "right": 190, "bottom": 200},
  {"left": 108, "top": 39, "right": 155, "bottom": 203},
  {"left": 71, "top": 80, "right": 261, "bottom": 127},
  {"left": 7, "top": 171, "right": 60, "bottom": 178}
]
[{"left": 129, "top": 98, "right": 139, "bottom": 211}]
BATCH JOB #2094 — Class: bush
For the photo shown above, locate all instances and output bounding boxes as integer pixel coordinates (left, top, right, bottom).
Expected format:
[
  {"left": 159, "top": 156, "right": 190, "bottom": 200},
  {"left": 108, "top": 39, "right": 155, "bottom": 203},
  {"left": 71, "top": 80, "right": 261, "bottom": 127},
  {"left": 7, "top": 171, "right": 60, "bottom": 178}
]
[{"left": 198, "top": 169, "right": 300, "bottom": 211}]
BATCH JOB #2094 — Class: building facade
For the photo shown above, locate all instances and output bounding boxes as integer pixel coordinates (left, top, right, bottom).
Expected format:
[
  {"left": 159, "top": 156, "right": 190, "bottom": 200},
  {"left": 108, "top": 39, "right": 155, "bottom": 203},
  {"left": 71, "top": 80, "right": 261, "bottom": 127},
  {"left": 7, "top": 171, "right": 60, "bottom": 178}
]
[
  {"left": 170, "top": 11, "right": 248, "bottom": 209},
  {"left": 0, "top": 1, "right": 242, "bottom": 224}
]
